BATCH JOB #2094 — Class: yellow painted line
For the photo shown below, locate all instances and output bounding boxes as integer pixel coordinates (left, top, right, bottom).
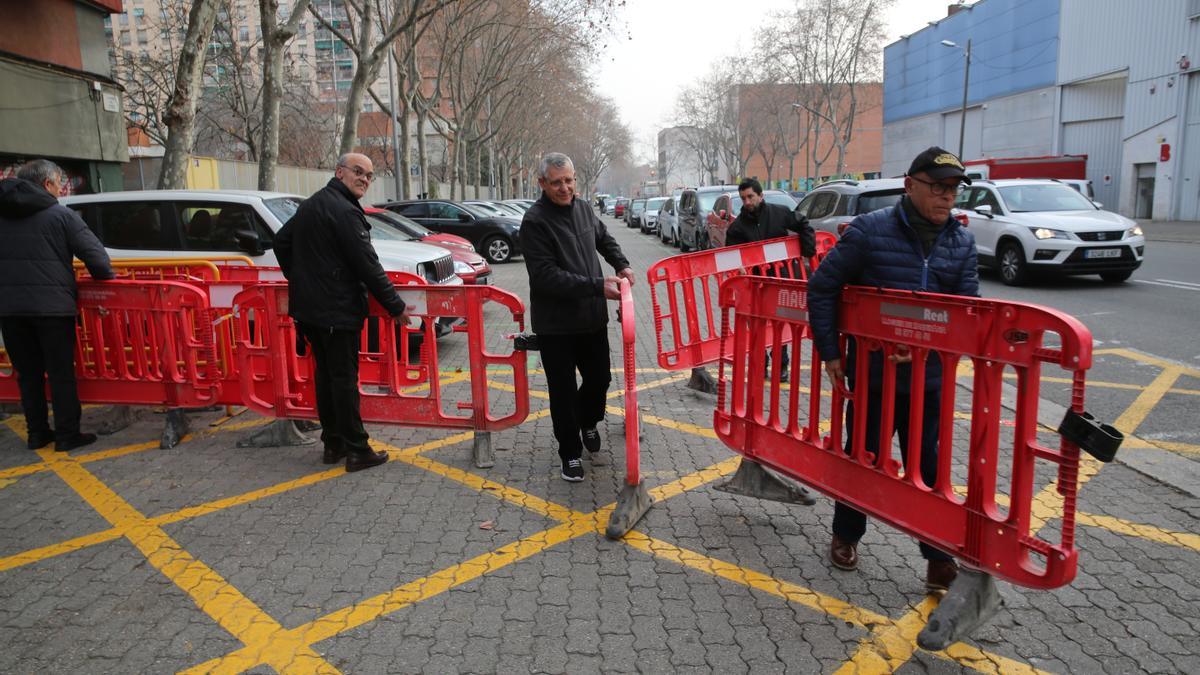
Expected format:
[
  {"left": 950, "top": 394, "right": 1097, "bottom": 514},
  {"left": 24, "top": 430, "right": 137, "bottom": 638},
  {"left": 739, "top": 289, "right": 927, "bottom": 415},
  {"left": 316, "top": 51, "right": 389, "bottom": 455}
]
[
  {"left": 622, "top": 531, "right": 890, "bottom": 628},
  {"left": 1077, "top": 512, "right": 1200, "bottom": 552},
  {"left": 1095, "top": 348, "right": 1200, "bottom": 377},
  {"left": 999, "top": 370, "right": 1200, "bottom": 396},
  {"left": 182, "top": 517, "right": 601, "bottom": 675},
  {"left": 1120, "top": 437, "right": 1200, "bottom": 455},
  {"left": 1113, "top": 366, "right": 1183, "bottom": 435},
  {"left": 35, "top": 449, "right": 339, "bottom": 675},
  {"left": 0, "top": 528, "right": 126, "bottom": 573},
  {"left": 0, "top": 477, "right": 16, "bottom": 490}
]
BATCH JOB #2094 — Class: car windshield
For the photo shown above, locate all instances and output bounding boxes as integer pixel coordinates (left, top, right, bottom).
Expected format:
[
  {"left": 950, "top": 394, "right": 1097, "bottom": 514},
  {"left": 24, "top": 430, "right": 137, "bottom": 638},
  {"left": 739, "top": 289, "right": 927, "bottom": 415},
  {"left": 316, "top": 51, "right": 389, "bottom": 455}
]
[
  {"left": 263, "top": 196, "right": 302, "bottom": 224},
  {"left": 631, "top": 201, "right": 646, "bottom": 213},
  {"left": 854, "top": 190, "right": 905, "bottom": 214},
  {"left": 998, "top": 184, "right": 1097, "bottom": 212},
  {"left": 369, "top": 210, "right": 433, "bottom": 238},
  {"left": 764, "top": 193, "right": 798, "bottom": 209},
  {"left": 362, "top": 212, "right": 420, "bottom": 242},
  {"left": 646, "top": 197, "right": 667, "bottom": 211},
  {"left": 699, "top": 192, "right": 723, "bottom": 211},
  {"left": 460, "top": 202, "right": 493, "bottom": 219},
  {"left": 466, "top": 202, "right": 502, "bottom": 216}
]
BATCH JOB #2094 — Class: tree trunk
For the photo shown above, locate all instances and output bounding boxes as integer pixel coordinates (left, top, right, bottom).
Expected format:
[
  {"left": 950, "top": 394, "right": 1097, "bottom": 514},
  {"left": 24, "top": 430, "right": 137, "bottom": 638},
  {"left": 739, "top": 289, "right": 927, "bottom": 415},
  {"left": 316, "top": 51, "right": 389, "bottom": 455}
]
[
  {"left": 158, "top": 0, "right": 220, "bottom": 189},
  {"left": 416, "top": 109, "right": 428, "bottom": 197},
  {"left": 398, "top": 95, "right": 411, "bottom": 200}
]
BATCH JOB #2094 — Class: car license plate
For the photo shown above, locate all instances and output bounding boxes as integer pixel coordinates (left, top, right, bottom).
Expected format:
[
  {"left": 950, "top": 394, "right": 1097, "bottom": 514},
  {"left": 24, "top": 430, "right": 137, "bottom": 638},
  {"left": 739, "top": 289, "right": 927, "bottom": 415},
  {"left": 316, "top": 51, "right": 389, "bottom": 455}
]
[{"left": 1085, "top": 248, "right": 1122, "bottom": 259}]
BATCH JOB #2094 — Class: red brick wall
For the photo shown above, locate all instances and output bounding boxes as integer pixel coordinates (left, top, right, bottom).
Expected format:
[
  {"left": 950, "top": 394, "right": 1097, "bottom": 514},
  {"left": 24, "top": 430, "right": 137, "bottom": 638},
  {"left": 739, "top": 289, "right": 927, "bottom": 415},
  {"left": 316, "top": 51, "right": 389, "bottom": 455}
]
[{"left": 0, "top": 0, "right": 84, "bottom": 70}]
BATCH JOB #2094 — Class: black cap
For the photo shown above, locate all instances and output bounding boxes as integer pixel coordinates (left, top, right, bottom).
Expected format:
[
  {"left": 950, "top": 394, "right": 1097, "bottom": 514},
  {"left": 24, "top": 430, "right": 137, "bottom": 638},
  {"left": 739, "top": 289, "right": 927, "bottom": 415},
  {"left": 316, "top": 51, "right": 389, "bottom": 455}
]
[{"left": 906, "top": 146, "right": 971, "bottom": 184}]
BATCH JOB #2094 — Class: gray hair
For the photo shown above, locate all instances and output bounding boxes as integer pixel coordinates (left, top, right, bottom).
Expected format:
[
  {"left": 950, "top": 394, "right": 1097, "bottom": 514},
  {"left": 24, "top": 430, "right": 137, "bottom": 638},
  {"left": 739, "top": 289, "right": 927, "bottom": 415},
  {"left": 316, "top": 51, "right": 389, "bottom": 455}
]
[
  {"left": 537, "top": 153, "right": 574, "bottom": 179},
  {"left": 16, "top": 159, "right": 64, "bottom": 186},
  {"left": 336, "top": 153, "right": 354, "bottom": 168}
]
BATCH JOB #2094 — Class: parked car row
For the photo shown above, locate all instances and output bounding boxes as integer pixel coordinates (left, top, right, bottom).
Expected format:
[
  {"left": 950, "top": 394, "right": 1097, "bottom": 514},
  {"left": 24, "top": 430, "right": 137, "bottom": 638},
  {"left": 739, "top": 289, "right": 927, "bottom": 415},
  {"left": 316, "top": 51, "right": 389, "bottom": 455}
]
[
  {"left": 375, "top": 199, "right": 523, "bottom": 265},
  {"left": 610, "top": 176, "right": 1145, "bottom": 286}
]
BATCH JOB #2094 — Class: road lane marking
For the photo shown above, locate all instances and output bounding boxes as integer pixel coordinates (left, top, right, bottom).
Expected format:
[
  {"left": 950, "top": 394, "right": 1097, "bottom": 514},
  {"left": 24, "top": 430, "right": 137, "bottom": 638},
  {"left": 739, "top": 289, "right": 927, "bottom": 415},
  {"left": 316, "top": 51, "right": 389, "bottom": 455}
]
[
  {"left": 1134, "top": 279, "right": 1200, "bottom": 291},
  {"left": 35, "top": 448, "right": 339, "bottom": 675},
  {"left": 1113, "top": 366, "right": 1183, "bottom": 436}
]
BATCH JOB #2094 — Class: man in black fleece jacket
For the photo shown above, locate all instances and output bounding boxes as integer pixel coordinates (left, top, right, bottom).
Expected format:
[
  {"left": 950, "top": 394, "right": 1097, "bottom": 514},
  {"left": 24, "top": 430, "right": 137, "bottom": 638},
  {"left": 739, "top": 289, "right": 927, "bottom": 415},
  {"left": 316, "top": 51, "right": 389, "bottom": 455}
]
[
  {"left": 0, "top": 159, "right": 113, "bottom": 451},
  {"left": 520, "top": 153, "right": 633, "bottom": 482},
  {"left": 274, "top": 153, "right": 409, "bottom": 473}
]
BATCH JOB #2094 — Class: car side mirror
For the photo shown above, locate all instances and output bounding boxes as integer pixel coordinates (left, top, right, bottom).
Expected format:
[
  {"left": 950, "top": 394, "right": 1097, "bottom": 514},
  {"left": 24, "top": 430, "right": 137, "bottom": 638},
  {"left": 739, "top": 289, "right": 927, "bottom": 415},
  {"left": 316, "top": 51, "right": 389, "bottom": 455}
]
[
  {"left": 234, "top": 228, "right": 264, "bottom": 256},
  {"left": 457, "top": 212, "right": 472, "bottom": 223},
  {"left": 974, "top": 205, "right": 994, "bottom": 218}
]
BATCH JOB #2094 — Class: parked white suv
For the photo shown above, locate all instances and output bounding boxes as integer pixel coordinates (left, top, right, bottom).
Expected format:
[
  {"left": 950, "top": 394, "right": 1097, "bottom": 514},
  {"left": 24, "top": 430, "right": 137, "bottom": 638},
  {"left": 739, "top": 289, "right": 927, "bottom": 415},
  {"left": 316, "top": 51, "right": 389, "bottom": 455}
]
[
  {"left": 60, "top": 190, "right": 462, "bottom": 287},
  {"left": 953, "top": 179, "right": 1145, "bottom": 285}
]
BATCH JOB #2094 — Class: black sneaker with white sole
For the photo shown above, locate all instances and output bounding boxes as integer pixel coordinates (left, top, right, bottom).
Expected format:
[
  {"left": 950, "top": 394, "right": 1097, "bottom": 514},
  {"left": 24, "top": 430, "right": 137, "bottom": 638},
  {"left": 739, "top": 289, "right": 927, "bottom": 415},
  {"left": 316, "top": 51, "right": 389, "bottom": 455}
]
[
  {"left": 581, "top": 427, "right": 601, "bottom": 453},
  {"left": 561, "top": 457, "right": 584, "bottom": 482}
]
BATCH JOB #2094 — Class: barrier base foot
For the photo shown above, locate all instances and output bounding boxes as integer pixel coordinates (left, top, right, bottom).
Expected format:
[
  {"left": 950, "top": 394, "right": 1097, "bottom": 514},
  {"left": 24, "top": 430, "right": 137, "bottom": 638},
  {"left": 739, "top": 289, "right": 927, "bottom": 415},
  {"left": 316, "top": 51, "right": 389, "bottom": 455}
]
[
  {"left": 917, "top": 568, "right": 1003, "bottom": 651},
  {"left": 714, "top": 458, "right": 816, "bottom": 505},
  {"left": 161, "top": 409, "right": 190, "bottom": 449},
  {"left": 236, "top": 420, "right": 316, "bottom": 448},
  {"left": 95, "top": 405, "right": 139, "bottom": 435},
  {"left": 686, "top": 367, "right": 718, "bottom": 394},
  {"left": 605, "top": 481, "right": 654, "bottom": 540},
  {"left": 473, "top": 431, "right": 494, "bottom": 468},
  {"left": 294, "top": 419, "right": 322, "bottom": 433}
]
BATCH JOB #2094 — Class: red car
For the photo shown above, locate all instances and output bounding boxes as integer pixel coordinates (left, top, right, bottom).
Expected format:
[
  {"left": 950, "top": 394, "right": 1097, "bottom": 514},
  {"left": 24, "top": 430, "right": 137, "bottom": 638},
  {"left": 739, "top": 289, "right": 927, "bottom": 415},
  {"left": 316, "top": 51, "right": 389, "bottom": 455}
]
[
  {"left": 364, "top": 207, "right": 492, "bottom": 284},
  {"left": 613, "top": 198, "right": 630, "bottom": 218},
  {"left": 705, "top": 189, "right": 799, "bottom": 248}
]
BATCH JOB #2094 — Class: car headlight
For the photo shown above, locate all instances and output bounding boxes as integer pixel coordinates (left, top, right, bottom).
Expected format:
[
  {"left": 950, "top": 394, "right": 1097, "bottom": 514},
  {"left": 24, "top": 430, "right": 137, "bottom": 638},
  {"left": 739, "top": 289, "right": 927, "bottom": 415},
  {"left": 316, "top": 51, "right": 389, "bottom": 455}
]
[
  {"left": 453, "top": 260, "right": 471, "bottom": 274},
  {"left": 1126, "top": 224, "right": 1144, "bottom": 238},
  {"left": 1031, "top": 227, "right": 1069, "bottom": 240}
]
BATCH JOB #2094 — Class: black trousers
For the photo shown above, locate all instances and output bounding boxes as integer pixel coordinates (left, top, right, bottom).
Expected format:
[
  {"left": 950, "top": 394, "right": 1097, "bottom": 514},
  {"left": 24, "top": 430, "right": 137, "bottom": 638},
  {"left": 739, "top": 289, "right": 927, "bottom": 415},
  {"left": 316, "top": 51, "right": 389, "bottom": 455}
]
[
  {"left": 538, "top": 329, "right": 612, "bottom": 460},
  {"left": 297, "top": 322, "right": 370, "bottom": 454},
  {"left": 832, "top": 385, "right": 953, "bottom": 562},
  {"left": 1, "top": 316, "right": 82, "bottom": 441}
]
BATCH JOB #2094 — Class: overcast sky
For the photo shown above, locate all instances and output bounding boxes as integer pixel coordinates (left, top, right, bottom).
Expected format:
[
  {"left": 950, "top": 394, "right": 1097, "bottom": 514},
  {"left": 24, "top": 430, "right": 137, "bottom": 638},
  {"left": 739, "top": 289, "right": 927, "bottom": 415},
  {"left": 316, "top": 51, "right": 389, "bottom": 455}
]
[{"left": 590, "top": 0, "right": 966, "bottom": 159}]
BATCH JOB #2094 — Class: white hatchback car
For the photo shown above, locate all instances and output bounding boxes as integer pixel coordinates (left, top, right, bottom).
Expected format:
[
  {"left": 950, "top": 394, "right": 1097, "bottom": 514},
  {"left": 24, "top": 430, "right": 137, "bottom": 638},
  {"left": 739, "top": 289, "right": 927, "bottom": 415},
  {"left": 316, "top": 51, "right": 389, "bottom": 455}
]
[
  {"left": 61, "top": 190, "right": 463, "bottom": 334},
  {"left": 61, "top": 190, "right": 461, "bottom": 287},
  {"left": 953, "top": 179, "right": 1145, "bottom": 285}
]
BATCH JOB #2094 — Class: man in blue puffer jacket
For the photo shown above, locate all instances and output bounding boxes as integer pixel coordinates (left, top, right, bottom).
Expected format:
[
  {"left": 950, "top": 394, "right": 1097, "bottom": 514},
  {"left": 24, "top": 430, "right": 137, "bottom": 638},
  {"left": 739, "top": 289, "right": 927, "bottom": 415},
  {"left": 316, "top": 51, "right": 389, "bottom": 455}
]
[{"left": 808, "top": 147, "right": 979, "bottom": 593}]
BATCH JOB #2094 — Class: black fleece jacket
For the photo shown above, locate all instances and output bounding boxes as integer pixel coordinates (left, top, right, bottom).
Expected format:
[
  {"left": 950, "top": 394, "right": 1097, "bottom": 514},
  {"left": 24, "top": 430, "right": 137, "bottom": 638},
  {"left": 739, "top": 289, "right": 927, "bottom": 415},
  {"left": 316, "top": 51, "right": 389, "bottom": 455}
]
[
  {"left": 519, "top": 194, "right": 629, "bottom": 335},
  {"left": 725, "top": 200, "right": 817, "bottom": 257},
  {"left": 274, "top": 178, "right": 406, "bottom": 330},
  {"left": 0, "top": 178, "right": 113, "bottom": 317}
]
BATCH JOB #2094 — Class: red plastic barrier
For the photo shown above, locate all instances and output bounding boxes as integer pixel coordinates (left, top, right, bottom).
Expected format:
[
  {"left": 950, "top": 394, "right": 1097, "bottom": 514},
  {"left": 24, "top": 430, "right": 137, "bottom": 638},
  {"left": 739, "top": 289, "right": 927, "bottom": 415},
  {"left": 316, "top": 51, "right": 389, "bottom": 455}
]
[
  {"left": 714, "top": 276, "right": 1092, "bottom": 589},
  {"left": 0, "top": 280, "right": 221, "bottom": 407},
  {"left": 814, "top": 231, "right": 836, "bottom": 264},
  {"left": 648, "top": 236, "right": 810, "bottom": 370},
  {"left": 232, "top": 282, "right": 529, "bottom": 430},
  {"left": 619, "top": 278, "right": 639, "bottom": 486}
]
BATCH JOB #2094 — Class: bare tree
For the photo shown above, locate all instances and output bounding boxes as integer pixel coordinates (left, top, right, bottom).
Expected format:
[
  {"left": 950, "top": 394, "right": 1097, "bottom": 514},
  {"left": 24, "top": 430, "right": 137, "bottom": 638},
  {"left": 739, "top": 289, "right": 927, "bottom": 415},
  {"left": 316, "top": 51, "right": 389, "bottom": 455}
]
[
  {"left": 773, "top": 0, "right": 890, "bottom": 179},
  {"left": 158, "top": 0, "right": 222, "bottom": 189},
  {"left": 257, "top": 0, "right": 315, "bottom": 189}
]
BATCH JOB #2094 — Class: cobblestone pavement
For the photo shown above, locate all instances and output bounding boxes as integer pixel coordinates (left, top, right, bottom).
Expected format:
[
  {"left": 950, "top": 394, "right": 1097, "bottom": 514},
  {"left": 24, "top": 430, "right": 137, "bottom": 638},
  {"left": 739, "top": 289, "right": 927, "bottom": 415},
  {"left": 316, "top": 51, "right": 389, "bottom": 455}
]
[{"left": 1, "top": 212, "right": 1198, "bottom": 674}]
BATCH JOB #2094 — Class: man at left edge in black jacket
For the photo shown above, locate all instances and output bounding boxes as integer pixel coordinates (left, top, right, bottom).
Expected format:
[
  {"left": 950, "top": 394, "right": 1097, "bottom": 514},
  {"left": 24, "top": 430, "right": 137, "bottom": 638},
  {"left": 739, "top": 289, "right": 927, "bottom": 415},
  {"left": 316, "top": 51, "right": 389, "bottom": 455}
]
[
  {"left": 274, "top": 153, "right": 410, "bottom": 473},
  {"left": 520, "top": 152, "right": 633, "bottom": 483},
  {"left": 0, "top": 159, "right": 114, "bottom": 452}
]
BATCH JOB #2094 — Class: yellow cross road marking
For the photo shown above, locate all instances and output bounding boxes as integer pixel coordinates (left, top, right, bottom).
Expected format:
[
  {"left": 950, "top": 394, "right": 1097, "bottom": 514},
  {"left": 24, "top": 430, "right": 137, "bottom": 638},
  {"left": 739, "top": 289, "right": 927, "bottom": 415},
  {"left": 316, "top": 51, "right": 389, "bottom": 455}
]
[
  {"left": 1095, "top": 348, "right": 1200, "bottom": 377},
  {"left": 35, "top": 449, "right": 340, "bottom": 675},
  {"left": 1120, "top": 436, "right": 1200, "bottom": 455},
  {"left": 1113, "top": 367, "right": 1184, "bottom": 435},
  {"left": 1076, "top": 512, "right": 1200, "bottom": 552}
]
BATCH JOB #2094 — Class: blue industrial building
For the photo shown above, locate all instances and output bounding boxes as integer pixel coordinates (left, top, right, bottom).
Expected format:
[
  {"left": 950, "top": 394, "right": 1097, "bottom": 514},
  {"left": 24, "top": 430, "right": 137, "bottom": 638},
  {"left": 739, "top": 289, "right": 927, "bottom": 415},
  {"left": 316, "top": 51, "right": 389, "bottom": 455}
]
[{"left": 882, "top": 0, "right": 1200, "bottom": 220}]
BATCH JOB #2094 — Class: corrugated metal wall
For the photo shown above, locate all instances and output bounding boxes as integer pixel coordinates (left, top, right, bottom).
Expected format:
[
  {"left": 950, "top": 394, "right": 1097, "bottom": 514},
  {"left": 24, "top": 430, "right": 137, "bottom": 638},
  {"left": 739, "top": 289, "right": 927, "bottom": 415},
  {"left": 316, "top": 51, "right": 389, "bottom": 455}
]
[
  {"left": 1178, "top": 73, "right": 1200, "bottom": 219},
  {"left": 1060, "top": 77, "right": 1126, "bottom": 209}
]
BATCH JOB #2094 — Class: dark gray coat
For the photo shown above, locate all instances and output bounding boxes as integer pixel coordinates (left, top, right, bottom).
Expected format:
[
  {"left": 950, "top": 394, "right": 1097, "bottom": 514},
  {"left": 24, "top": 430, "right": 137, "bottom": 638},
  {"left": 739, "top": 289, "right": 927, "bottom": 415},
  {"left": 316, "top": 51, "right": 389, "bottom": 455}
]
[
  {"left": 520, "top": 194, "right": 629, "bottom": 335},
  {"left": 0, "top": 178, "right": 113, "bottom": 317}
]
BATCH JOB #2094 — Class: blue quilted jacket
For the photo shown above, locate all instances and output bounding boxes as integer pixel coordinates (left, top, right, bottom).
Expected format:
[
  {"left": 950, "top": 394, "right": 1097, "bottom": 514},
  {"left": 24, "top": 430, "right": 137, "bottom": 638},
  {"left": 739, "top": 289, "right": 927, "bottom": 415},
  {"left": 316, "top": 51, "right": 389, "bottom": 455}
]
[{"left": 808, "top": 201, "right": 979, "bottom": 391}]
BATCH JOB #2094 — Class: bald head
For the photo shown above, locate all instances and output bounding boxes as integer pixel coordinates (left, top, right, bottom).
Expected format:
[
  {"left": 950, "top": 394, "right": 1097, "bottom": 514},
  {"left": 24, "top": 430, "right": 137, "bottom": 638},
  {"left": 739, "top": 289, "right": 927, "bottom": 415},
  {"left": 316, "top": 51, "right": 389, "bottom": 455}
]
[{"left": 335, "top": 153, "right": 374, "bottom": 199}]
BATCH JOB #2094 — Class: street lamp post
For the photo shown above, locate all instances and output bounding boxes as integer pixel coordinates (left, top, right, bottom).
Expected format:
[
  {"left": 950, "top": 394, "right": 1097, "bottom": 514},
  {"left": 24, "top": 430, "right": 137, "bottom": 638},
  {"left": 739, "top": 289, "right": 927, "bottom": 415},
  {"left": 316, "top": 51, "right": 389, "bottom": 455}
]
[{"left": 941, "top": 38, "right": 972, "bottom": 158}]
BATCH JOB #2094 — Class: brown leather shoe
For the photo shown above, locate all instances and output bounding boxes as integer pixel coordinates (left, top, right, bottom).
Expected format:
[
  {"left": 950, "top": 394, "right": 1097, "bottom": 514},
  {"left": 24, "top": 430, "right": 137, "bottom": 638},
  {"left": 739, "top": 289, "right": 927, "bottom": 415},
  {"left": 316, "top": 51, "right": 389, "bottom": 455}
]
[
  {"left": 926, "top": 559, "right": 959, "bottom": 592},
  {"left": 829, "top": 535, "right": 859, "bottom": 570}
]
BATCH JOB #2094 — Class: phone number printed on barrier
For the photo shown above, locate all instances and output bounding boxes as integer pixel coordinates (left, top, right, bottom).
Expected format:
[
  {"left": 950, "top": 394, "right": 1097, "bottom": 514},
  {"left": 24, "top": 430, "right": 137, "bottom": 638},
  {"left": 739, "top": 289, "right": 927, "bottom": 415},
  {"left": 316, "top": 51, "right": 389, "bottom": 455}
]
[{"left": 880, "top": 302, "right": 950, "bottom": 343}]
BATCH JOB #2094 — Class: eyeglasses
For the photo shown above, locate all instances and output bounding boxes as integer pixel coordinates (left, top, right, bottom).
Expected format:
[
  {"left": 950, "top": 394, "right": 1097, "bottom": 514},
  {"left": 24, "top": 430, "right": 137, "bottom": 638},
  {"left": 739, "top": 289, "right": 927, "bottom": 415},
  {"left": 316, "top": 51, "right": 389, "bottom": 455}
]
[
  {"left": 339, "top": 164, "right": 375, "bottom": 181},
  {"left": 909, "top": 176, "right": 964, "bottom": 196}
]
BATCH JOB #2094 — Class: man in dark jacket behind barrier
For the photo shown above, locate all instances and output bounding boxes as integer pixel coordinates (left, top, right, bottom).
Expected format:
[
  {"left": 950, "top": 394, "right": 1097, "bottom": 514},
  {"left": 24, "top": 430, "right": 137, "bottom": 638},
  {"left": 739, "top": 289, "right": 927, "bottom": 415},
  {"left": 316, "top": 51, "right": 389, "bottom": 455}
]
[
  {"left": 274, "top": 153, "right": 409, "bottom": 473},
  {"left": 725, "top": 177, "right": 816, "bottom": 256},
  {"left": 0, "top": 159, "right": 113, "bottom": 451},
  {"left": 520, "top": 152, "right": 633, "bottom": 482},
  {"left": 808, "top": 146, "right": 980, "bottom": 593},
  {"left": 726, "top": 178, "right": 818, "bottom": 383}
]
